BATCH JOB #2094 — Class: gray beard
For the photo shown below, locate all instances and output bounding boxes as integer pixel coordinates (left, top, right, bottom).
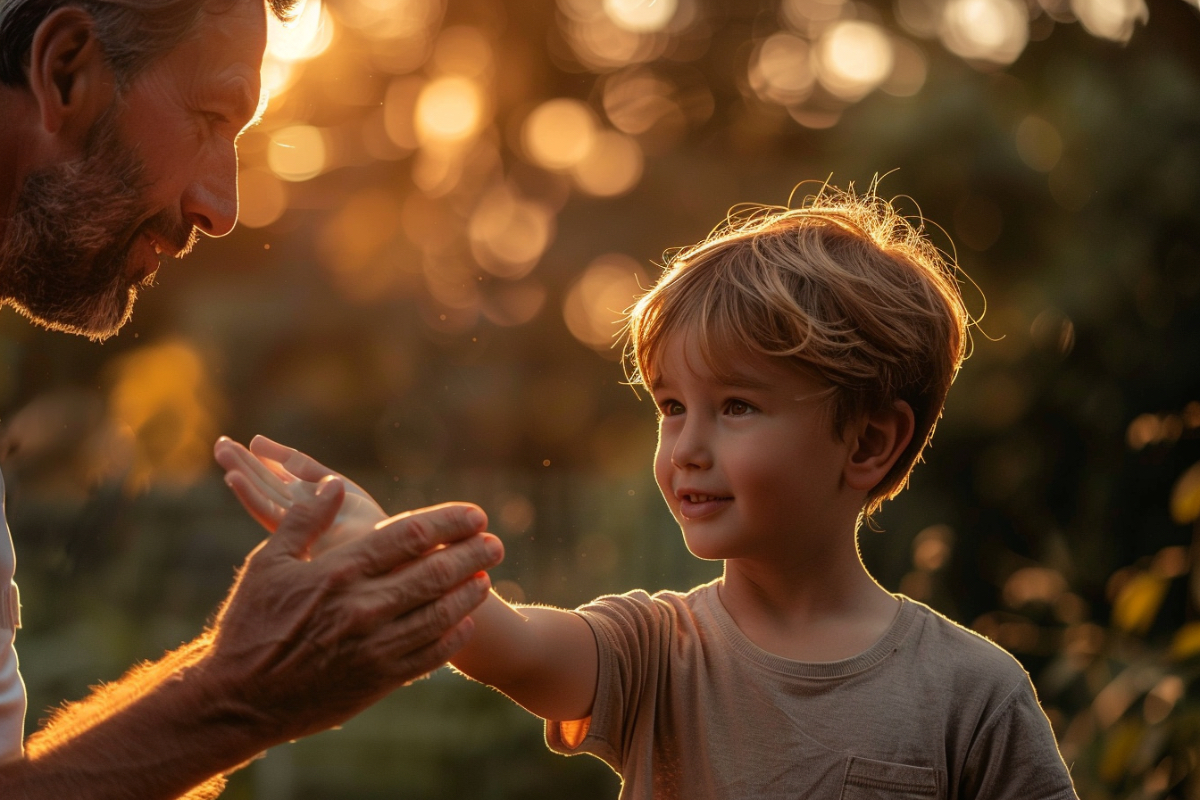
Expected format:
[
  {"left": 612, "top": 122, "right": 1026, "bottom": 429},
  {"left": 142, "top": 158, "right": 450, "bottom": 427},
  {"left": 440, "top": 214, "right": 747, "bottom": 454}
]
[{"left": 0, "top": 104, "right": 195, "bottom": 341}]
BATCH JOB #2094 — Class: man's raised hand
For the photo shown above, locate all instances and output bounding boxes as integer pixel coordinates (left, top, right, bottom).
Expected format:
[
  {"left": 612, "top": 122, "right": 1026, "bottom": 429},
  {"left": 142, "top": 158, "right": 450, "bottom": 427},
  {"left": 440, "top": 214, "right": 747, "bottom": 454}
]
[{"left": 203, "top": 435, "right": 504, "bottom": 742}]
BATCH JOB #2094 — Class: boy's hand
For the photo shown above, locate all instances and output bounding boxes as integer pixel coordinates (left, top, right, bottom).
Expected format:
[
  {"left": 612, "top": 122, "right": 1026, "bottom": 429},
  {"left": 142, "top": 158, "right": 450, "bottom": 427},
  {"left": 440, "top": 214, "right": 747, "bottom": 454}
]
[{"left": 214, "top": 435, "right": 388, "bottom": 555}]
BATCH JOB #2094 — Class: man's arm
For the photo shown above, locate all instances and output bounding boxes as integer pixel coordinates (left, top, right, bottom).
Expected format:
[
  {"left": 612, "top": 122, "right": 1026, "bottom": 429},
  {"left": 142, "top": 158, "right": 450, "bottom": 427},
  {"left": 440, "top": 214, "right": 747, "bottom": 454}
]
[{"left": 0, "top": 477, "right": 503, "bottom": 799}]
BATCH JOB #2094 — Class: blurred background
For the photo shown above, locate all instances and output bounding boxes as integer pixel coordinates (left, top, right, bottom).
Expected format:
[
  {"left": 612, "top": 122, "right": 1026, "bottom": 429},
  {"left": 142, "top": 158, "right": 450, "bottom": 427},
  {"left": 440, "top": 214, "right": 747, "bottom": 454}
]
[{"left": 3, "top": 0, "right": 1200, "bottom": 796}]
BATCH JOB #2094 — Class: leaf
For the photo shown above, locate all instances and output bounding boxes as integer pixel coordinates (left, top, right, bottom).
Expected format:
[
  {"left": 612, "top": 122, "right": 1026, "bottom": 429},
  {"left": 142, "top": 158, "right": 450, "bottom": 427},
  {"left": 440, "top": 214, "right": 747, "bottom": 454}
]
[
  {"left": 1169, "top": 461, "right": 1200, "bottom": 525},
  {"left": 1169, "top": 621, "right": 1200, "bottom": 661},
  {"left": 1112, "top": 573, "right": 1168, "bottom": 635}
]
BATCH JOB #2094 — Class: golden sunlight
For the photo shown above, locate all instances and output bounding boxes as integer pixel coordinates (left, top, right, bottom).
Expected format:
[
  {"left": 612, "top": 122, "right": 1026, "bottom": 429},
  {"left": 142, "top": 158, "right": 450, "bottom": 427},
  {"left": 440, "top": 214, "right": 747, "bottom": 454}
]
[
  {"left": 414, "top": 77, "right": 485, "bottom": 144},
  {"left": 939, "top": 0, "right": 1029, "bottom": 65},
  {"left": 236, "top": 168, "right": 289, "bottom": 228},
  {"left": 815, "top": 20, "right": 895, "bottom": 101},
  {"left": 468, "top": 186, "right": 556, "bottom": 279},
  {"left": 1070, "top": 0, "right": 1148, "bottom": 42},
  {"left": 563, "top": 254, "right": 647, "bottom": 352},
  {"left": 267, "top": 125, "right": 327, "bottom": 181},
  {"left": 266, "top": 0, "right": 334, "bottom": 63},
  {"left": 750, "top": 33, "right": 816, "bottom": 106},
  {"left": 603, "top": 0, "right": 678, "bottom": 32},
  {"left": 107, "top": 341, "right": 222, "bottom": 492},
  {"left": 522, "top": 99, "right": 598, "bottom": 171},
  {"left": 571, "top": 131, "right": 644, "bottom": 197}
]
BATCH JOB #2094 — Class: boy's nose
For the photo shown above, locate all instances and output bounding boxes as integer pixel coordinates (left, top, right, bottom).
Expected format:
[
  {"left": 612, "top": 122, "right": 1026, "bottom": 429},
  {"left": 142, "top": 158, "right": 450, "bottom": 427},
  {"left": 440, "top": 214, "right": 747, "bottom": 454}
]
[{"left": 670, "top": 421, "right": 712, "bottom": 470}]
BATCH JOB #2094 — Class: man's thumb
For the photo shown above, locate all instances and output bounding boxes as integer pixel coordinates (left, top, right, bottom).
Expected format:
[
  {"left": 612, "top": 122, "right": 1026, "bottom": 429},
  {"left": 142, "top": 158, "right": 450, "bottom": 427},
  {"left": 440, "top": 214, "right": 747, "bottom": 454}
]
[{"left": 272, "top": 476, "right": 344, "bottom": 558}]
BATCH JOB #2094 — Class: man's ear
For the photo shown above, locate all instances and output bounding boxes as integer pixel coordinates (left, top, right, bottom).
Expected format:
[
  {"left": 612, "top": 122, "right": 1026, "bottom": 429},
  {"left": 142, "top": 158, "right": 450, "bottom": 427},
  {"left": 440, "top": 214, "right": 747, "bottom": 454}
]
[
  {"left": 844, "top": 400, "right": 916, "bottom": 492},
  {"left": 26, "top": 6, "right": 115, "bottom": 140}
]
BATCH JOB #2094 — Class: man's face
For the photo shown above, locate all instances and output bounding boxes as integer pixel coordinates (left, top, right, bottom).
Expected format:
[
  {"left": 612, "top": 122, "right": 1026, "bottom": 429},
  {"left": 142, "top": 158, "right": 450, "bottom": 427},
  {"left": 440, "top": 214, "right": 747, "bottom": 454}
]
[{"left": 0, "top": 0, "right": 267, "bottom": 340}]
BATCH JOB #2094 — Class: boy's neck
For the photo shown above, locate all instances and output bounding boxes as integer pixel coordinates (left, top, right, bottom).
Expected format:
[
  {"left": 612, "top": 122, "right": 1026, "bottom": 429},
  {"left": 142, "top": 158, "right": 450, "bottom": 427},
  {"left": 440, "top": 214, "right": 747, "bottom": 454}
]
[{"left": 718, "top": 542, "right": 899, "bottom": 663}]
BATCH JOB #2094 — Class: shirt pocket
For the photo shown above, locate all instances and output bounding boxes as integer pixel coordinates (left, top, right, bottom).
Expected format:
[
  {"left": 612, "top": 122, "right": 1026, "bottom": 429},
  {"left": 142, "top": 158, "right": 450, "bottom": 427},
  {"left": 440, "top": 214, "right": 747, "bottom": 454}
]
[{"left": 840, "top": 755, "right": 941, "bottom": 799}]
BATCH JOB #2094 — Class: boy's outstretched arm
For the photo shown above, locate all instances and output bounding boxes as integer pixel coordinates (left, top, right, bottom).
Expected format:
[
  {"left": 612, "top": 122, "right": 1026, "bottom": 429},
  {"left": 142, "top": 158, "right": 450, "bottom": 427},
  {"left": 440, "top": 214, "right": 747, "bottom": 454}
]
[
  {"left": 217, "top": 437, "right": 600, "bottom": 723},
  {"left": 449, "top": 593, "right": 598, "bottom": 723}
]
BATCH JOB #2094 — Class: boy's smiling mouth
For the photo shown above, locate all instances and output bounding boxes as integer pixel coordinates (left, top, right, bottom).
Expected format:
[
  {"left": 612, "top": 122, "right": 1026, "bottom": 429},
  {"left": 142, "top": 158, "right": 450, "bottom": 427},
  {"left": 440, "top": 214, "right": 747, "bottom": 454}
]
[{"left": 677, "top": 490, "right": 733, "bottom": 519}]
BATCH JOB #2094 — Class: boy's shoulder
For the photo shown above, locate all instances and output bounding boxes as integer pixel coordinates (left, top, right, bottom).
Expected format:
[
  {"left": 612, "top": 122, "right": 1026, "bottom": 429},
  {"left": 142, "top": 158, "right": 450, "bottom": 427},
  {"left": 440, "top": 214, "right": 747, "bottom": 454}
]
[{"left": 901, "top": 596, "right": 1031, "bottom": 688}]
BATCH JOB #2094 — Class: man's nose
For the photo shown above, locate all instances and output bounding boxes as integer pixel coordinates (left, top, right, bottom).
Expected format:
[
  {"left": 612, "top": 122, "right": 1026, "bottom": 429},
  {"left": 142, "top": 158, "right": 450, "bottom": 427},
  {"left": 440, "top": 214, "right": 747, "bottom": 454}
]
[{"left": 182, "top": 140, "right": 239, "bottom": 237}]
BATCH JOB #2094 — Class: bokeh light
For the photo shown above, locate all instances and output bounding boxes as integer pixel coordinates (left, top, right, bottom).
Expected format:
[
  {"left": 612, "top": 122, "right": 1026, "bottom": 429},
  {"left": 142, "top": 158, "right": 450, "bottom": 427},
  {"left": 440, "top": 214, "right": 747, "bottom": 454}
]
[
  {"left": 880, "top": 36, "right": 928, "bottom": 96},
  {"left": 939, "top": 0, "right": 1030, "bottom": 65},
  {"left": 317, "top": 189, "right": 410, "bottom": 302},
  {"left": 430, "top": 26, "right": 493, "bottom": 78},
  {"left": 571, "top": 131, "right": 644, "bottom": 197},
  {"left": 603, "top": 69, "right": 688, "bottom": 136},
  {"left": 415, "top": 76, "right": 486, "bottom": 145},
  {"left": 237, "top": 168, "right": 289, "bottom": 228},
  {"left": 603, "top": 0, "right": 677, "bottom": 32},
  {"left": 266, "top": 0, "right": 334, "bottom": 63},
  {"left": 522, "top": 99, "right": 598, "bottom": 171},
  {"left": 383, "top": 77, "right": 422, "bottom": 150},
  {"left": 781, "top": 0, "right": 847, "bottom": 28},
  {"left": 482, "top": 281, "right": 547, "bottom": 326},
  {"left": 749, "top": 33, "right": 816, "bottom": 106},
  {"left": 563, "top": 254, "right": 647, "bottom": 353},
  {"left": 107, "top": 341, "right": 222, "bottom": 492},
  {"left": 468, "top": 186, "right": 556, "bottom": 279},
  {"left": 333, "top": 0, "right": 443, "bottom": 42},
  {"left": 1071, "top": 0, "right": 1148, "bottom": 41},
  {"left": 1015, "top": 114, "right": 1064, "bottom": 172},
  {"left": 267, "top": 125, "right": 327, "bottom": 182},
  {"left": 815, "top": 20, "right": 895, "bottom": 101}
]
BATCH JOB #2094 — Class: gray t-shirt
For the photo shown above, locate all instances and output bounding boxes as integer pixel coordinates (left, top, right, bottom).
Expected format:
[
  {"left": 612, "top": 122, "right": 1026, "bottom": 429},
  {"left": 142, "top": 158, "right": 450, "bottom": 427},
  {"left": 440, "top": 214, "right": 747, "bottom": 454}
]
[{"left": 547, "top": 582, "right": 1077, "bottom": 800}]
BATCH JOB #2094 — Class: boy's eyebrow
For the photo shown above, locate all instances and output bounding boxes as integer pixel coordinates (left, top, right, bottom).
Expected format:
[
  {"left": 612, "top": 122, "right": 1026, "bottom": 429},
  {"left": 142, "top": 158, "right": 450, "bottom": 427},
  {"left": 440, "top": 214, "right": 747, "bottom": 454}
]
[{"left": 649, "top": 371, "right": 775, "bottom": 392}]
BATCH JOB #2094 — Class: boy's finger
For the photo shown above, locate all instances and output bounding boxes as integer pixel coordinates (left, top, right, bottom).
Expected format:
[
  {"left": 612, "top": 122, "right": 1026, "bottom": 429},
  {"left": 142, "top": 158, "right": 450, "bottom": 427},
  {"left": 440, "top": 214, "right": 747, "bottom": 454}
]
[
  {"left": 218, "top": 438, "right": 295, "bottom": 508},
  {"left": 225, "top": 470, "right": 289, "bottom": 532},
  {"left": 251, "top": 435, "right": 337, "bottom": 484}
]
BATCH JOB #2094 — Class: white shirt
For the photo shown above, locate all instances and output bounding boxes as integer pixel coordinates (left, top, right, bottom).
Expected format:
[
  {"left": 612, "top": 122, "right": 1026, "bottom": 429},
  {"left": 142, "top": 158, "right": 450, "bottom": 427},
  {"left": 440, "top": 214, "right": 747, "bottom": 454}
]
[{"left": 0, "top": 467, "right": 27, "bottom": 763}]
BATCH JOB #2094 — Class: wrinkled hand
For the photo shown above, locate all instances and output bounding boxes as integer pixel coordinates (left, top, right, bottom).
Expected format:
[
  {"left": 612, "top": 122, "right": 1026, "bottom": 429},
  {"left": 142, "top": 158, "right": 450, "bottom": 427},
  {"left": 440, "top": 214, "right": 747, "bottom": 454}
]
[
  {"left": 202, "top": 436, "right": 504, "bottom": 745},
  {"left": 215, "top": 435, "right": 388, "bottom": 555}
]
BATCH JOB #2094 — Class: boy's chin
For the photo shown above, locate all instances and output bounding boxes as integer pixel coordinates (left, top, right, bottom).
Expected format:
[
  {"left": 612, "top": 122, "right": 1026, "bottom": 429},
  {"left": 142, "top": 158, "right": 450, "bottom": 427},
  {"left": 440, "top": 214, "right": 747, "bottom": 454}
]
[{"left": 679, "top": 530, "right": 732, "bottom": 562}]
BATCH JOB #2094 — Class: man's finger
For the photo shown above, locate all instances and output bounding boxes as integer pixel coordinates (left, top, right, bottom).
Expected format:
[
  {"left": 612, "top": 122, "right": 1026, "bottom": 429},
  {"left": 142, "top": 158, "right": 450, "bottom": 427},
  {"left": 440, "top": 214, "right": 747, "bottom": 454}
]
[
  {"left": 343, "top": 503, "right": 491, "bottom": 577},
  {"left": 268, "top": 476, "right": 345, "bottom": 558},
  {"left": 356, "top": 533, "right": 502, "bottom": 624},
  {"left": 375, "top": 588, "right": 488, "bottom": 684},
  {"left": 378, "top": 616, "right": 477, "bottom": 688}
]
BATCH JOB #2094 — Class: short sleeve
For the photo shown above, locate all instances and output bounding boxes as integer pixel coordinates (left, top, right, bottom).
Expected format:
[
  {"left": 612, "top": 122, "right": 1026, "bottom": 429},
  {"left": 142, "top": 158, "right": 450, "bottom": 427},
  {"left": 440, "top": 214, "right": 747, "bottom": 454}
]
[
  {"left": 545, "top": 590, "right": 670, "bottom": 771},
  {"left": 960, "top": 678, "right": 1077, "bottom": 800}
]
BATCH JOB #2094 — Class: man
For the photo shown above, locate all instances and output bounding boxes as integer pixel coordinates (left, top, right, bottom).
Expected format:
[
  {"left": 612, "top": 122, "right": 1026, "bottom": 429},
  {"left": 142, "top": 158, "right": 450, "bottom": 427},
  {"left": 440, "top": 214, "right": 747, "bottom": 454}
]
[{"left": 0, "top": 0, "right": 504, "bottom": 797}]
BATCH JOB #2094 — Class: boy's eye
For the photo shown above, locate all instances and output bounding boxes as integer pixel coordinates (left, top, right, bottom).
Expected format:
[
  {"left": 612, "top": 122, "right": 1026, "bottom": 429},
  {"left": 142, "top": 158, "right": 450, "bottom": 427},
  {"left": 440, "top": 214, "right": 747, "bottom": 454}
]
[
  {"left": 726, "top": 400, "right": 753, "bottom": 416},
  {"left": 659, "top": 400, "right": 685, "bottom": 417}
]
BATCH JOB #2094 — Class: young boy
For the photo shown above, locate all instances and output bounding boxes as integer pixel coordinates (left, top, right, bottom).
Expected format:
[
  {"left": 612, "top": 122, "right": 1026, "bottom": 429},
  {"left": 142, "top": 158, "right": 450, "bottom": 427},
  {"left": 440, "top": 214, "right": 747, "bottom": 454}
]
[{"left": 216, "top": 185, "right": 1077, "bottom": 799}]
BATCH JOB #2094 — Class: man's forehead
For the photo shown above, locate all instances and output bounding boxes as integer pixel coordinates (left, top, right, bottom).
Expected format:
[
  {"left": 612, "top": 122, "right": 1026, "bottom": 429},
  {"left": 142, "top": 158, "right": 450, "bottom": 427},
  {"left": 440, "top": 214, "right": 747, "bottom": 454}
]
[{"left": 196, "top": 0, "right": 268, "bottom": 69}]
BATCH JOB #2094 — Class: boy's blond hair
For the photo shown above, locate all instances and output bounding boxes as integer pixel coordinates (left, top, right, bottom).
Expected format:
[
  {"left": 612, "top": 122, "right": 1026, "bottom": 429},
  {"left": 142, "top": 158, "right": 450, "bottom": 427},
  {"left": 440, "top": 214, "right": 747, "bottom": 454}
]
[{"left": 627, "top": 184, "right": 969, "bottom": 516}]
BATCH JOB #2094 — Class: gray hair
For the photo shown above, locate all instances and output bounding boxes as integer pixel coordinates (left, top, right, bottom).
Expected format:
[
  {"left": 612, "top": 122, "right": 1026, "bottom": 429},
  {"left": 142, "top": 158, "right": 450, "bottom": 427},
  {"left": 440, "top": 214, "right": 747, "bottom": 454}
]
[{"left": 0, "top": 0, "right": 297, "bottom": 87}]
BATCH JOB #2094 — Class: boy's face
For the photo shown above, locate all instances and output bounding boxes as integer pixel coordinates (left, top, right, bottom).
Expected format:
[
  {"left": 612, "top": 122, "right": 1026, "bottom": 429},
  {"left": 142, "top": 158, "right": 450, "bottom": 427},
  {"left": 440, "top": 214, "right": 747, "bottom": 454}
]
[{"left": 650, "top": 332, "right": 855, "bottom": 563}]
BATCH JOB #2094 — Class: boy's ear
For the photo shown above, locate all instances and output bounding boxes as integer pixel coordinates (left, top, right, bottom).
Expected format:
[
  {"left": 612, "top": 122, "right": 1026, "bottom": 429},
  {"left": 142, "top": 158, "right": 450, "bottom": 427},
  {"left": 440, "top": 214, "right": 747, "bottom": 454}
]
[
  {"left": 26, "top": 7, "right": 116, "bottom": 142},
  {"left": 843, "top": 400, "right": 916, "bottom": 493}
]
